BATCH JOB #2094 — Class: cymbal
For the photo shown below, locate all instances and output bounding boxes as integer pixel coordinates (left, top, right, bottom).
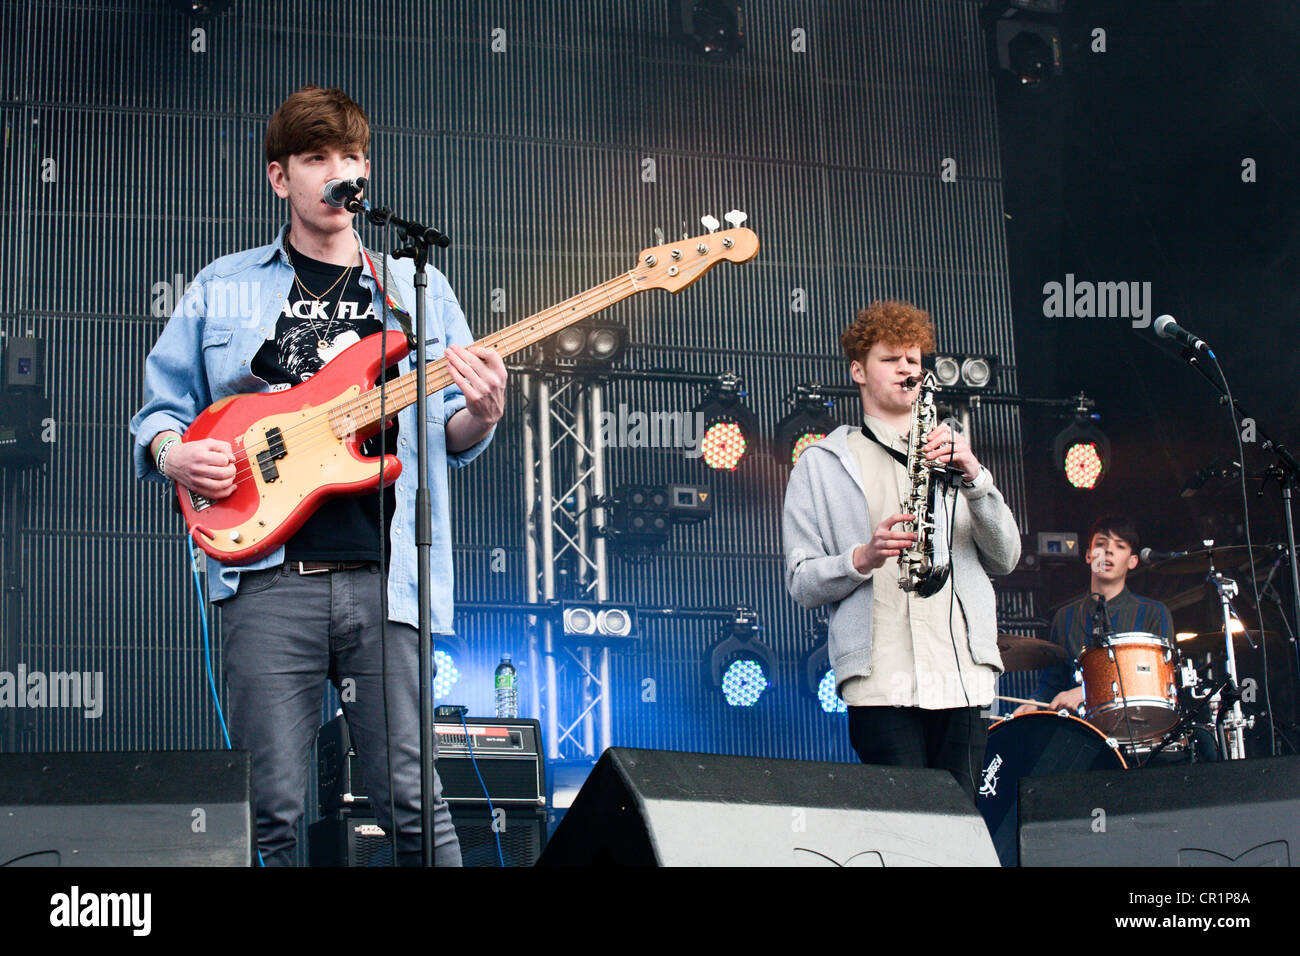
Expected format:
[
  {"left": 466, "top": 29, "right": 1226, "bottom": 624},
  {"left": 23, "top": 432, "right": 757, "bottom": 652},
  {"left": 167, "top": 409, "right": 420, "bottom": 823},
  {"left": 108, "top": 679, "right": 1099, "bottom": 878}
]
[
  {"left": 1175, "top": 630, "right": 1279, "bottom": 657},
  {"left": 997, "top": 633, "right": 1067, "bottom": 672},
  {"left": 1148, "top": 545, "right": 1279, "bottom": 575}
]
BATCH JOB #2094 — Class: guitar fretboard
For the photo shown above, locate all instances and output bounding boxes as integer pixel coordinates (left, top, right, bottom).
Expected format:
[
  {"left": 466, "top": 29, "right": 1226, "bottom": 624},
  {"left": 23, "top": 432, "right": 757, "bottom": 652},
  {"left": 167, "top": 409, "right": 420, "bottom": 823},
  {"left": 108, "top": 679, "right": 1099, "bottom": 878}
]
[{"left": 327, "top": 271, "right": 639, "bottom": 436}]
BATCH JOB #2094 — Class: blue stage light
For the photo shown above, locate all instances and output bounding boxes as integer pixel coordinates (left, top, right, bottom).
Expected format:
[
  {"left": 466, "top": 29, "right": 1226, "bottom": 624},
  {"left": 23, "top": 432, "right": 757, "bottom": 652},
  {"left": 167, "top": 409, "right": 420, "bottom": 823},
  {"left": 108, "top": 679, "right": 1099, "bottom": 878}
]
[
  {"left": 432, "top": 647, "right": 460, "bottom": 699},
  {"left": 721, "top": 657, "right": 769, "bottom": 707},
  {"left": 817, "top": 669, "right": 847, "bottom": 714}
]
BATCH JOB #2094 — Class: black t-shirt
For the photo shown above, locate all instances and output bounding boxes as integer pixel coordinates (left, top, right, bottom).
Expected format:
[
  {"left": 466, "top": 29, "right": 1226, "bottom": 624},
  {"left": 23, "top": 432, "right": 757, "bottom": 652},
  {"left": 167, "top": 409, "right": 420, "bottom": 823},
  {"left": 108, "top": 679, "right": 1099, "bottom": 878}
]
[{"left": 251, "top": 240, "right": 398, "bottom": 561}]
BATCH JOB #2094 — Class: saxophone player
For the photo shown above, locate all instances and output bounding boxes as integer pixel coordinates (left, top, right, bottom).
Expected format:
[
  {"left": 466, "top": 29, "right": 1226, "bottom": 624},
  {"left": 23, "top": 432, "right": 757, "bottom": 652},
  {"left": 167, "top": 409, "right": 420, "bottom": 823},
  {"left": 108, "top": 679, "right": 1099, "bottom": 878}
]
[{"left": 782, "top": 300, "right": 1022, "bottom": 802}]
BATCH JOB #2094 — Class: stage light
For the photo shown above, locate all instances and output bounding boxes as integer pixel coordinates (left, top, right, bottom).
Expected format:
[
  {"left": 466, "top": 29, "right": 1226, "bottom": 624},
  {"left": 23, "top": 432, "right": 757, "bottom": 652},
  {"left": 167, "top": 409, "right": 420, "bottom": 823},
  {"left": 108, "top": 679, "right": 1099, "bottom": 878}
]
[
  {"left": 993, "top": 18, "right": 1062, "bottom": 86},
  {"left": 559, "top": 601, "right": 639, "bottom": 640},
  {"left": 694, "top": 374, "right": 757, "bottom": 471},
  {"left": 720, "top": 659, "right": 769, "bottom": 707},
  {"left": 669, "top": 0, "right": 745, "bottom": 62},
  {"left": 707, "top": 607, "right": 775, "bottom": 707},
  {"left": 800, "top": 622, "right": 846, "bottom": 714},
  {"left": 610, "top": 483, "right": 714, "bottom": 553},
  {"left": 775, "top": 386, "right": 838, "bottom": 465},
  {"left": 1053, "top": 413, "right": 1110, "bottom": 490},
  {"left": 432, "top": 637, "right": 467, "bottom": 700},
  {"left": 545, "top": 320, "right": 628, "bottom": 367},
  {"left": 934, "top": 355, "right": 962, "bottom": 387},
  {"left": 611, "top": 484, "right": 672, "bottom": 548},
  {"left": 930, "top": 353, "right": 998, "bottom": 390},
  {"left": 597, "top": 607, "right": 633, "bottom": 638},
  {"left": 563, "top": 605, "right": 597, "bottom": 636},
  {"left": 961, "top": 356, "right": 994, "bottom": 389}
]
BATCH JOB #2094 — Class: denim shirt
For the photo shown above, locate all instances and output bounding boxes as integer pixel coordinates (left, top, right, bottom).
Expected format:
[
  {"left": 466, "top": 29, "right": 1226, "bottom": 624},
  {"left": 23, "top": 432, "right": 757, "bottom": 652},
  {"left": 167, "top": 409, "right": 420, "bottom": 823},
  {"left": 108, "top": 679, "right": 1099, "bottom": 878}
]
[{"left": 129, "top": 224, "right": 494, "bottom": 633}]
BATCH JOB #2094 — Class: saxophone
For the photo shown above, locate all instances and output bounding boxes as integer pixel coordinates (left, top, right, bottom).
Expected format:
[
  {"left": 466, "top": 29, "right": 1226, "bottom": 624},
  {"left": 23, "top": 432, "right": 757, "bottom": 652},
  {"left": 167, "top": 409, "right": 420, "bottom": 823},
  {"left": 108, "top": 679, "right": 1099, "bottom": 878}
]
[{"left": 897, "top": 372, "right": 960, "bottom": 597}]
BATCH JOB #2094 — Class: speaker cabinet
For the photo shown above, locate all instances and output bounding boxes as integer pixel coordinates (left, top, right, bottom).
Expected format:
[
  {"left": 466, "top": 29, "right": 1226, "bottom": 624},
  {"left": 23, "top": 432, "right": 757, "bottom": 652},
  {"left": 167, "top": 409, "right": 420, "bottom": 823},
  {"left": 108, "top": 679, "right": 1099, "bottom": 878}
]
[
  {"left": 537, "top": 748, "right": 997, "bottom": 866},
  {"left": 0, "top": 750, "right": 253, "bottom": 866},
  {"left": 1019, "top": 754, "right": 1300, "bottom": 866}
]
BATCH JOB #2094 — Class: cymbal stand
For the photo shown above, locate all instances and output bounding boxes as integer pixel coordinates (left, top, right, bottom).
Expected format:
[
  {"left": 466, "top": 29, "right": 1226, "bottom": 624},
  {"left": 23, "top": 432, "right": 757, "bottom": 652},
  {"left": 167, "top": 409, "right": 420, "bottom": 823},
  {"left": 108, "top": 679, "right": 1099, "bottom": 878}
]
[{"left": 1207, "top": 553, "right": 1254, "bottom": 759}]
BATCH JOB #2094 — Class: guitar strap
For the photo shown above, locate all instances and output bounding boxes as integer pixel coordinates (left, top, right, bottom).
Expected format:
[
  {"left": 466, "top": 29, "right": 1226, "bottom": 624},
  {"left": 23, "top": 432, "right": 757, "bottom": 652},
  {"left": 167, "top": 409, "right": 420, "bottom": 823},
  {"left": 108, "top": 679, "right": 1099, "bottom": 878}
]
[
  {"left": 859, "top": 422, "right": 909, "bottom": 467},
  {"left": 361, "top": 247, "right": 416, "bottom": 347}
]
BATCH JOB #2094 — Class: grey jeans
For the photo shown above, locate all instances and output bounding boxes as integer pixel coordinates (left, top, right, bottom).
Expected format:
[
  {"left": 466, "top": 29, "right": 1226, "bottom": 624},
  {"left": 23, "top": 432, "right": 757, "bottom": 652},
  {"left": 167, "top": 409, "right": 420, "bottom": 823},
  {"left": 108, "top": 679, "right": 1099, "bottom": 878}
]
[{"left": 219, "top": 562, "right": 462, "bottom": 866}]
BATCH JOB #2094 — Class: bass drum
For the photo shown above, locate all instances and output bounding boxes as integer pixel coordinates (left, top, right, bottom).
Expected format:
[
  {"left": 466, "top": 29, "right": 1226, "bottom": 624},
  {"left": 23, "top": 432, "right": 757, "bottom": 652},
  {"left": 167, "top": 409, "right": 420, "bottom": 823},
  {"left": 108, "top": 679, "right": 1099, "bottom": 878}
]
[{"left": 978, "top": 711, "right": 1127, "bottom": 867}]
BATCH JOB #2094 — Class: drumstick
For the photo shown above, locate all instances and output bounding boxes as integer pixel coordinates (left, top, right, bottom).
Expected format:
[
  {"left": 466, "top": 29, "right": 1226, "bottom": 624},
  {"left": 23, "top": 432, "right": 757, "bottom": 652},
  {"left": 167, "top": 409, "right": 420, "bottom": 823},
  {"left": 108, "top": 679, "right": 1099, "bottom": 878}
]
[{"left": 995, "top": 694, "right": 1050, "bottom": 707}]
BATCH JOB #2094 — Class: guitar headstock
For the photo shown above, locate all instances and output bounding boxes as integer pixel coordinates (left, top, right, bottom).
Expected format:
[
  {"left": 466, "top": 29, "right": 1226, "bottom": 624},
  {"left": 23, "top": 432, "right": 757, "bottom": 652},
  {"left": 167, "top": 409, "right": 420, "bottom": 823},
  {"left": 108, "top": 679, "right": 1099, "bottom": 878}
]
[{"left": 631, "top": 215, "right": 759, "bottom": 293}]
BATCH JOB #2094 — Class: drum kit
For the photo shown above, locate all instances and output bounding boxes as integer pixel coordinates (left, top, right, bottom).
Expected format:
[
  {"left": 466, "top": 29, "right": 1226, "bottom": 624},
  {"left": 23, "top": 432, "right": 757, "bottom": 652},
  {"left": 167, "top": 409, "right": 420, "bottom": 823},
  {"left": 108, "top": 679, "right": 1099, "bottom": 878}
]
[{"left": 979, "top": 542, "right": 1288, "bottom": 866}]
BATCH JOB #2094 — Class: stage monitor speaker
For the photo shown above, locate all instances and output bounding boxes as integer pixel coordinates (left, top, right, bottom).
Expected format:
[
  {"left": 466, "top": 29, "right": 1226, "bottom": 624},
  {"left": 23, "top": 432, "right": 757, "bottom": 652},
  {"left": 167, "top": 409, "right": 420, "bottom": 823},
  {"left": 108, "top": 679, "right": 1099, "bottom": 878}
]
[
  {"left": 0, "top": 750, "right": 253, "bottom": 866},
  {"left": 1019, "top": 754, "right": 1300, "bottom": 866},
  {"left": 537, "top": 747, "right": 997, "bottom": 866}
]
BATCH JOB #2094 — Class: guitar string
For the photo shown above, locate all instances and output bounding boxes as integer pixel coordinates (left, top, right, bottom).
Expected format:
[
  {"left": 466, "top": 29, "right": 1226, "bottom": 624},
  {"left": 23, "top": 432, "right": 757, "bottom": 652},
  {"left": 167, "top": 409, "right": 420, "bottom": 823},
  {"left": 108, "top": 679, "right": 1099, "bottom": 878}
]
[
  {"left": 221, "top": 271, "right": 636, "bottom": 477},
  {"left": 227, "top": 236, "right": 738, "bottom": 466},
  {"left": 219, "top": 269, "right": 634, "bottom": 470},
  {"left": 208, "top": 272, "right": 641, "bottom": 492},
  {"left": 205, "top": 231, "right": 746, "bottom": 500}
]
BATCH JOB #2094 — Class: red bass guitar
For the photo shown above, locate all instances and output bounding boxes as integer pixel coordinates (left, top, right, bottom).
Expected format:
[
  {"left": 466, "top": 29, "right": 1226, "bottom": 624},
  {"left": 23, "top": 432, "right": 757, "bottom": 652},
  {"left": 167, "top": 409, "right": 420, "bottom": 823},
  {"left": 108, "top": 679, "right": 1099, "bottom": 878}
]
[{"left": 178, "top": 225, "right": 759, "bottom": 563}]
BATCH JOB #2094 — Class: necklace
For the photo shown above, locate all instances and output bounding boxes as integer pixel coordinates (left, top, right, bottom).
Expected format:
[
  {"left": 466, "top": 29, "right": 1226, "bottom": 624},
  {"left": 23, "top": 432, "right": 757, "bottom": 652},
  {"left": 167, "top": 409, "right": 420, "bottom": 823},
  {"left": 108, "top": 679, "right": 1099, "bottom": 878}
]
[
  {"left": 288, "top": 245, "right": 351, "bottom": 302},
  {"left": 309, "top": 264, "right": 354, "bottom": 359},
  {"left": 286, "top": 239, "right": 361, "bottom": 360}
]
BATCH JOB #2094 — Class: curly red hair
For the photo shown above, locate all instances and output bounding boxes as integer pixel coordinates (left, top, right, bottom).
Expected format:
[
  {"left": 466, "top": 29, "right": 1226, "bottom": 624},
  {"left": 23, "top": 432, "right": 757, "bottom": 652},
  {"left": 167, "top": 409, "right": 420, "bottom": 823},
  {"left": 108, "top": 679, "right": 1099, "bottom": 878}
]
[{"left": 840, "top": 300, "right": 936, "bottom": 363}]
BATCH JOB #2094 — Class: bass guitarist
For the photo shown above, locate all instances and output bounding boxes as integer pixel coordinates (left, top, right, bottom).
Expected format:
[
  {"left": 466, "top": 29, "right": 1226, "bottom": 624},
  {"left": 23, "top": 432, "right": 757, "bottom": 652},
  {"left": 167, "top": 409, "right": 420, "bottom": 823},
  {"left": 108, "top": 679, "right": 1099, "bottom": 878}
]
[{"left": 129, "top": 86, "right": 506, "bottom": 866}]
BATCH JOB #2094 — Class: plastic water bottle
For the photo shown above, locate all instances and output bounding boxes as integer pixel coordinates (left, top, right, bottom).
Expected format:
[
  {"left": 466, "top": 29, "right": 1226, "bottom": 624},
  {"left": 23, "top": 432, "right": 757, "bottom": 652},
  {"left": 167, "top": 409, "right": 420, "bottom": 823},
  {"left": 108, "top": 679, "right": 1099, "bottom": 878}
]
[{"left": 494, "top": 655, "right": 518, "bottom": 718}]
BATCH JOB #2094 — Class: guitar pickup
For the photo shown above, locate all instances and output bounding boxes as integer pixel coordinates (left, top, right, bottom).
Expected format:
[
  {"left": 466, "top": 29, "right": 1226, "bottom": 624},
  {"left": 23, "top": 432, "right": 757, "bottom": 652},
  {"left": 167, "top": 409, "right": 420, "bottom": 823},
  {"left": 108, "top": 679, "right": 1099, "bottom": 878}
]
[{"left": 256, "top": 426, "right": 288, "bottom": 483}]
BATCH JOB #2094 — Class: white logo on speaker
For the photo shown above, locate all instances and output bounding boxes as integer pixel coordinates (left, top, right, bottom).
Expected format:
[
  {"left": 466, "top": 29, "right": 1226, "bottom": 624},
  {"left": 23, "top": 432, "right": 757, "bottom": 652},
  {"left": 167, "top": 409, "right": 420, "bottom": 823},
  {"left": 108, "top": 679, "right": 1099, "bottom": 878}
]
[{"left": 979, "top": 753, "right": 1003, "bottom": 798}]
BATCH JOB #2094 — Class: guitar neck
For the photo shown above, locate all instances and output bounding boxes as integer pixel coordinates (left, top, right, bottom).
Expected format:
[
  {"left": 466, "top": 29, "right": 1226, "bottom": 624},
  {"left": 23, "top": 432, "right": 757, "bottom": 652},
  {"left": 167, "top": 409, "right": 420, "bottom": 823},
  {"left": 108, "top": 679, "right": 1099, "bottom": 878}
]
[{"left": 344, "top": 272, "right": 640, "bottom": 430}]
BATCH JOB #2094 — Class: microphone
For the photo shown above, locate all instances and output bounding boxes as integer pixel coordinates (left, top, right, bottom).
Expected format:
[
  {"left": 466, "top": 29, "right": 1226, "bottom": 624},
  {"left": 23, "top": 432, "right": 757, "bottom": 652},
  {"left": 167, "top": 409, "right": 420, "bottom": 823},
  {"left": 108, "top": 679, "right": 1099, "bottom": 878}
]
[
  {"left": 1139, "top": 547, "right": 1192, "bottom": 564},
  {"left": 322, "top": 177, "right": 368, "bottom": 208},
  {"left": 1154, "top": 314, "right": 1213, "bottom": 356}
]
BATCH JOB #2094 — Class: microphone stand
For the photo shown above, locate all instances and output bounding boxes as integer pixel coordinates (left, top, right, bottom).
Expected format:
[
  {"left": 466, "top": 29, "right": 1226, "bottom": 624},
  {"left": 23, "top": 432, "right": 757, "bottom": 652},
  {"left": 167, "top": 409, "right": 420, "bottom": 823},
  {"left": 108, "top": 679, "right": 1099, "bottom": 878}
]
[
  {"left": 346, "top": 190, "right": 450, "bottom": 867},
  {"left": 1172, "top": 344, "right": 1300, "bottom": 742}
]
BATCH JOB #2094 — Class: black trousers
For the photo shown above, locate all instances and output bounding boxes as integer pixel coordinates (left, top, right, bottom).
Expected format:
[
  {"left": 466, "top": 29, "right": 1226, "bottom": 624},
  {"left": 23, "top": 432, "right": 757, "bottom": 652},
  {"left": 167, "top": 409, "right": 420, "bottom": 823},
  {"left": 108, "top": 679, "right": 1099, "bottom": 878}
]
[
  {"left": 220, "top": 563, "right": 462, "bottom": 866},
  {"left": 847, "top": 705, "right": 987, "bottom": 804}
]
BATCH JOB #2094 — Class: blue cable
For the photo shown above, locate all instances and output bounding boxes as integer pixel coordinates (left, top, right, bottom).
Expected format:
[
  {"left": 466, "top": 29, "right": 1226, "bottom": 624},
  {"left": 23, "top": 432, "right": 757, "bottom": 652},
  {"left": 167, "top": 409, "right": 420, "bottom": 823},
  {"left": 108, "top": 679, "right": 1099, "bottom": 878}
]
[
  {"left": 457, "top": 712, "right": 506, "bottom": 867},
  {"left": 188, "top": 538, "right": 264, "bottom": 867},
  {"left": 189, "top": 540, "right": 231, "bottom": 748}
]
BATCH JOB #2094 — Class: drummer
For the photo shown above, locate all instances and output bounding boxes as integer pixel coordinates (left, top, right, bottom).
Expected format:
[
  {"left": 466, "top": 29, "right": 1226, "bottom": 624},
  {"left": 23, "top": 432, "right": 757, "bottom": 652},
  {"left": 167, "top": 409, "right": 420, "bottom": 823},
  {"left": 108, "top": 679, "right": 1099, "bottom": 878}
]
[{"left": 1014, "top": 515, "right": 1174, "bottom": 717}]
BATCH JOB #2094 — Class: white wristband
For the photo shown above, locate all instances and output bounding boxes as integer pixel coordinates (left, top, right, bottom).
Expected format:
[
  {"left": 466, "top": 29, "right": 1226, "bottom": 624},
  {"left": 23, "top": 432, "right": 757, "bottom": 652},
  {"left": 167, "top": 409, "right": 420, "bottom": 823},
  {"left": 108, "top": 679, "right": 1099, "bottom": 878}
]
[{"left": 155, "top": 437, "right": 181, "bottom": 479}]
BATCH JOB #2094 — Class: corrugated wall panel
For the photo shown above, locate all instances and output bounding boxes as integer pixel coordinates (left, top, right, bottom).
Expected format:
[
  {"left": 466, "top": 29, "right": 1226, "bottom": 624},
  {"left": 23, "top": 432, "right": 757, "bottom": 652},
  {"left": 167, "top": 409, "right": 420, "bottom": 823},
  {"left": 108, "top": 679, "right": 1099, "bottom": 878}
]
[{"left": 1, "top": 0, "right": 1026, "bottom": 847}]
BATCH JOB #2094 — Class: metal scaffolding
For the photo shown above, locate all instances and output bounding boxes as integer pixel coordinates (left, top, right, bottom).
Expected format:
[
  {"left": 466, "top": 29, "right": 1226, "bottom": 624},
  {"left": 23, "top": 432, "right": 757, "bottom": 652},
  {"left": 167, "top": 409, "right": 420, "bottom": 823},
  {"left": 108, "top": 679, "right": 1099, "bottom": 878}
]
[{"left": 521, "top": 372, "right": 612, "bottom": 761}]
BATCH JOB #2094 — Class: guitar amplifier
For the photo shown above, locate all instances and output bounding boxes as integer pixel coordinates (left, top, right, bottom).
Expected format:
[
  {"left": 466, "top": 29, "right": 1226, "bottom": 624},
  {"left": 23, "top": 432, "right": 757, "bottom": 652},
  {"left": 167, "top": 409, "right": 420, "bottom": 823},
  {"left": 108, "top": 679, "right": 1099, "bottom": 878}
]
[
  {"left": 309, "top": 805, "right": 548, "bottom": 868},
  {"left": 317, "top": 715, "right": 545, "bottom": 814}
]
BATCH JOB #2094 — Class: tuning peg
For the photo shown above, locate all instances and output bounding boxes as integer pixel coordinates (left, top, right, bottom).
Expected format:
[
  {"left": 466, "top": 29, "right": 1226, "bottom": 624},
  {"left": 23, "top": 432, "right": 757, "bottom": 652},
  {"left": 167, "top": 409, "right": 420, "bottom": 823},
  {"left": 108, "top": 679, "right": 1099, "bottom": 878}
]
[
  {"left": 700, "top": 214, "right": 720, "bottom": 234},
  {"left": 724, "top": 209, "right": 747, "bottom": 228}
]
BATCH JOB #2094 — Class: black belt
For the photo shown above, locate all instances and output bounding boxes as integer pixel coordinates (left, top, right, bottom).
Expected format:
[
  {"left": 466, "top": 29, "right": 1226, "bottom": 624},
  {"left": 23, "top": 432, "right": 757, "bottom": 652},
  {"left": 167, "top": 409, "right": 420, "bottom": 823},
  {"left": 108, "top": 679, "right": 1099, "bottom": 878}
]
[{"left": 286, "top": 560, "right": 374, "bottom": 575}]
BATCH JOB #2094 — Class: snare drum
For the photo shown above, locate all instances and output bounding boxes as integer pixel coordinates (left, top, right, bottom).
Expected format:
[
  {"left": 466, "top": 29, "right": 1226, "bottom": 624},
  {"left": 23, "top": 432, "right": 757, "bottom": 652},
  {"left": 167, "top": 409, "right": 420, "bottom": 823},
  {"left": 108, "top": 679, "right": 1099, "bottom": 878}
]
[
  {"left": 978, "top": 711, "right": 1127, "bottom": 867},
  {"left": 1078, "top": 631, "right": 1179, "bottom": 742}
]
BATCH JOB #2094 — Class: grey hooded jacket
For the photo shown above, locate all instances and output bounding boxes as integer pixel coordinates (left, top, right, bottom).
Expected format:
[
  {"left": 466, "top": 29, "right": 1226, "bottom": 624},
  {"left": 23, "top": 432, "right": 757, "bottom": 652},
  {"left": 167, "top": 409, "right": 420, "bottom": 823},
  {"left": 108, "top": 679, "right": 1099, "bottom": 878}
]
[{"left": 782, "top": 424, "right": 1022, "bottom": 694}]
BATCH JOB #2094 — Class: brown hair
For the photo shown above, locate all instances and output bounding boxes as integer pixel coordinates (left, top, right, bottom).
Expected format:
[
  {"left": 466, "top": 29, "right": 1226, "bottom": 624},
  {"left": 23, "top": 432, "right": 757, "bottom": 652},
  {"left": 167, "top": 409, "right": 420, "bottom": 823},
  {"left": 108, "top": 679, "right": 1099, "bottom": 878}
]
[
  {"left": 840, "top": 299, "right": 936, "bottom": 363},
  {"left": 263, "top": 85, "right": 370, "bottom": 168}
]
